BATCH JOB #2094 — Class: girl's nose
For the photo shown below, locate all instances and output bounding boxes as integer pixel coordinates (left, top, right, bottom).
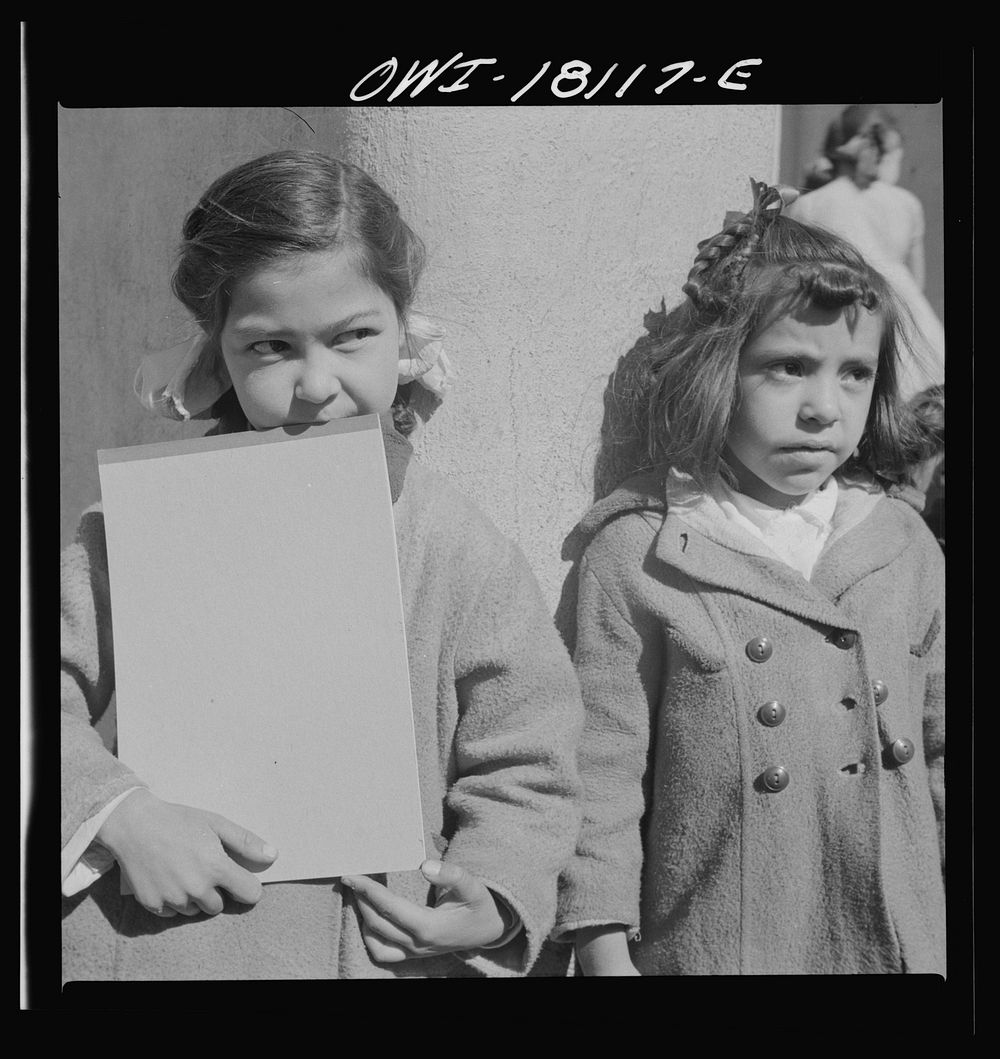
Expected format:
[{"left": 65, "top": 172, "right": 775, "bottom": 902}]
[
  {"left": 294, "top": 349, "right": 341, "bottom": 405},
  {"left": 799, "top": 378, "right": 840, "bottom": 425}
]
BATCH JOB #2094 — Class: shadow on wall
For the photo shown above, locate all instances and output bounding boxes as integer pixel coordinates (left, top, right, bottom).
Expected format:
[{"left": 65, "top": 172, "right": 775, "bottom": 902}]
[{"left": 554, "top": 300, "right": 688, "bottom": 653}]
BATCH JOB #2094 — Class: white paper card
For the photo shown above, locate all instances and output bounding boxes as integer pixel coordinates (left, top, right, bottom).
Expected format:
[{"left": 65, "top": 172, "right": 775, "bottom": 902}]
[{"left": 98, "top": 415, "right": 425, "bottom": 883}]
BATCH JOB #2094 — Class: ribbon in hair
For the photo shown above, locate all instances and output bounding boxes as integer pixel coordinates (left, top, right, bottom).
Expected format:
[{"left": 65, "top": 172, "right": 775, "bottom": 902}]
[
  {"left": 682, "top": 178, "right": 800, "bottom": 308},
  {"left": 133, "top": 335, "right": 231, "bottom": 421},
  {"left": 725, "top": 178, "right": 800, "bottom": 235},
  {"left": 396, "top": 312, "right": 456, "bottom": 396}
]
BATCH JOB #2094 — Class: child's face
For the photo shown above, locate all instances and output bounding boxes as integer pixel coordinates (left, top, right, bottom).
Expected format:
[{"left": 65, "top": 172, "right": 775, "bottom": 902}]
[
  {"left": 724, "top": 303, "right": 881, "bottom": 507},
  {"left": 219, "top": 248, "right": 401, "bottom": 430}
]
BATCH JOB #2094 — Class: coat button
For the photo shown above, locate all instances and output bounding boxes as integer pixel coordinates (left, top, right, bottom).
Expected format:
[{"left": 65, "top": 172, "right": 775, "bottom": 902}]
[
  {"left": 872, "top": 680, "right": 889, "bottom": 705},
  {"left": 761, "top": 765, "right": 789, "bottom": 792},
  {"left": 889, "top": 738, "right": 915, "bottom": 765},
  {"left": 746, "top": 636, "right": 773, "bottom": 662},
  {"left": 758, "top": 701, "right": 786, "bottom": 727},
  {"left": 831, "top": 629, "right": 858, "bottom": 650}
]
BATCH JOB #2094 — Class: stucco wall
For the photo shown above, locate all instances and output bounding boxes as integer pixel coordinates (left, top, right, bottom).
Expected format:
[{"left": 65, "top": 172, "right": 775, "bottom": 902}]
[
  {"left": 348, "top": 106, "right": 779, "bottom": 607},
  {"left": 58, "top": 105, "right": 779, "bottom": 611}
]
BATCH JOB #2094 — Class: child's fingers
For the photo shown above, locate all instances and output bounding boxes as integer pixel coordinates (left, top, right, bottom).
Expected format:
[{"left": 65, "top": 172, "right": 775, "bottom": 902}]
[
  {"left": 341, "top": 875, "right": 432, "bottom": 940},
  {"left": 191, "top": 889, "right": 226, "bottom": 916},
  {"left": 350, "top": 890, "right": 420, "bottom": 948},
  {"left": 140, "top": 886, "right": 228, "bottom": 918},
  {"left": 204, "top": 811, "right": 279, "bottom": 871},
  {"left": 420, "top": 859, "right": 483, "bottom": 901},
  {"left": 358, "top": 920, "right": 412, "bottom": 964},
  {"left": 170, "top": 892, "right": 226, "bottom": 917},
  {"left": 215, "top": 861, "right": 266, "bottom": 907},
  {"left": 169, "top": 899, "right": 208, "bottom": 917}
]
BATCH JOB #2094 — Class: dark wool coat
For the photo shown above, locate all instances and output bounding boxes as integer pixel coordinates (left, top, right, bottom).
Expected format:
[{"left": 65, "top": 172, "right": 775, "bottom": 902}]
[
  {"left": 554, "top": 471, "right": 945, "bottom": 975},
  {"left": 61, "top": 424, "right": 582, "bottom": 980}
]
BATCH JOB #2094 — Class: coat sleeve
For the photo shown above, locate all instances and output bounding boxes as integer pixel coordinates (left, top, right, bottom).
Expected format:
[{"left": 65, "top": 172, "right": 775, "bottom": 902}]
[
  {"left": 919, "top": 552, "right": 945, "bottom": 870},
  {"left": 438, "top": 537, "right": 584, "bottom": 977},
  {"left": 553, "top": 519, "right": 663, "bottom": 942},
  {"left": 61, "top": 506, "right": 147, "bottom": 851}
]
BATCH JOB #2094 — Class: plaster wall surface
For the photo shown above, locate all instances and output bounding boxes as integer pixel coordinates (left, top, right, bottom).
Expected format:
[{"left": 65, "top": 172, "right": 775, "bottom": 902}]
[{"left": 348, "top": 106, "right": 779, "bottom": 607}]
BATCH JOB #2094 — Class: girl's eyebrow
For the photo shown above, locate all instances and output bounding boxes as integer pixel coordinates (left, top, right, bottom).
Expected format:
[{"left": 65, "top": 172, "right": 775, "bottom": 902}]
[
  {"left": 227, "top": 309, "right": 385, "bottom": 339},
  {"left": 749, "top": 346, "right": 879, "bottom": 366}
]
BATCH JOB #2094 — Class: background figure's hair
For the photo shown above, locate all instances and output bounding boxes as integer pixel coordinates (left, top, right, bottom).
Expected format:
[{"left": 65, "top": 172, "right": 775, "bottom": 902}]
[
  {"left": 803, "top": 104, "right": 900, "bottom": 190},
  {"left": 644, "top": 212, "right": 927, "bottom": 493},
  {"left": 907, "top": 383, "right": 945, "bottom": 460},
  {"left": 822, "top": 104, "right": 899, "bottom": 164},
  {"left": 905, "top": 383, "right": 945, "bottom": 545},
  {"left": 171, "top": 150, "right": 426, "bottom": 435}
]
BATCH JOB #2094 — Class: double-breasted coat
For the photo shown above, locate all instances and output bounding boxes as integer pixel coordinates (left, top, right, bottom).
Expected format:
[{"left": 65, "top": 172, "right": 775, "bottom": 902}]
[{"left": 555, "top": 471, "right": 945, "bottom": 975}]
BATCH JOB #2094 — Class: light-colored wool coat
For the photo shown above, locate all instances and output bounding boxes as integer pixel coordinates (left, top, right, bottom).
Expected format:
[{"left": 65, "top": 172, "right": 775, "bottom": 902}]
[
  {"left": 555, "top": 471, "right": 945, "bottom": 975},
  {"left": 61, "top": 425, "right": 582, "bottom": 980}
]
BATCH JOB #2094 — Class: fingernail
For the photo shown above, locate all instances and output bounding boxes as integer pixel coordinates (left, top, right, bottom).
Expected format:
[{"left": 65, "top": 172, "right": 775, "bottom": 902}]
[
  {"left": 422, "top": 859, "right": 442, "bottom": 878},
  {"left": 261, "top": 844, "right": 278, "bottom": 860},
  {"left": 340, "top": 877, "right": 356, "bottom": 889}
]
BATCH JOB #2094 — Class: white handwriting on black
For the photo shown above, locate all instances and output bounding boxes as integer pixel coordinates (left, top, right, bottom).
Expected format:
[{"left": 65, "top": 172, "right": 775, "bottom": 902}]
[{"left": 350, "top": 57, "right": 762, "bottom": 102}]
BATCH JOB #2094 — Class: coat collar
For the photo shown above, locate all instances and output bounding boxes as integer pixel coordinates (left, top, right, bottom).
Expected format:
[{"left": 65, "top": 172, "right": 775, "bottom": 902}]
[
  {"left": 576, "top": 470, "right": 924, "bottom": 631},
  {"left": 378, "top": 416, "right": 414, "bottom": 504}
]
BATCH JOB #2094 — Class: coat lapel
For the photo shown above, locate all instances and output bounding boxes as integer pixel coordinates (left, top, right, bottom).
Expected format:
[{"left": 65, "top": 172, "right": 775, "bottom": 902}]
[
  {"left": 654, "top": 508, "right": 856, "bottom": 629},
  {"left": 810, "top": 496, "right": 919, "bottom": 600},
  {"left": 654, "top": 490, "right": 917, "bottom": 630},
  {"left": 572, "top": 471, "right": 920, "bottom": 632}
]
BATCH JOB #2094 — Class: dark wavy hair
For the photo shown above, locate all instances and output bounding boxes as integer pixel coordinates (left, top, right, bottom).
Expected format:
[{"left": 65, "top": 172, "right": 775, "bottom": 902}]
[
  {"left": 822, "top": 104, "right": 899, "bottom": 166},
  {"left": 643, "top": 194, "right": 926, "bottom": 493},
  {"left": 803, "top": 105, "right": 900, "bottom": 191},
  {"left": 907, "top": 383, "right": 945, "bottom": 460},
  {"left": 172, "top": 150, "right": 426, "bottom": 435}
]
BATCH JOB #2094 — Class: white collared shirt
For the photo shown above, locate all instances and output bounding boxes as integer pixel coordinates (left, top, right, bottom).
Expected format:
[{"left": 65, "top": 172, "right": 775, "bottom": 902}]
[{"left": 714, "top": 476, "right": 838, "bottom": 581}]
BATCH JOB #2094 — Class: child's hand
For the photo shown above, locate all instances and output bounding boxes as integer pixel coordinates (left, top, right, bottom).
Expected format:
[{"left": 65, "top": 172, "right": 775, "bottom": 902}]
[
  {"left": 341, "top": 859, "right": 509, "bottom": 963},
  {"left": 95, "top": 788, "right": 278, "bottom": 917}
]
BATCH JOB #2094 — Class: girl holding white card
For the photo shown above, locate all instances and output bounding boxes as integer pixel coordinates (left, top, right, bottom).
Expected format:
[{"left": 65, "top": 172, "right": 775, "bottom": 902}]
[{"left": 61, "top": 151, "right": 583, "bottom": 980}]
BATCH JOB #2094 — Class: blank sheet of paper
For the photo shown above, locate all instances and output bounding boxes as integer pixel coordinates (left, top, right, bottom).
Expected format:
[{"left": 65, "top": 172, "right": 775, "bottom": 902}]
[{"left": 98, "top": 415, "right": 425, "bottom": 883}]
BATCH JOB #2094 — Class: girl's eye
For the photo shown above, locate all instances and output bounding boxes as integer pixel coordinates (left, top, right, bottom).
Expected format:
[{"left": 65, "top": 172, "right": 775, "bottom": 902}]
[
  {"left": 335, "top": 328, "right": 375, "bottom": 345},
  {"left": 845, "top": 366, "right": 877, "bottom": 386},
  {"left": 769, "top": 360, "right": 803, "bottom": 378},
  {"left": 247, "top": 339, "right": 290, "bottom": 357}
]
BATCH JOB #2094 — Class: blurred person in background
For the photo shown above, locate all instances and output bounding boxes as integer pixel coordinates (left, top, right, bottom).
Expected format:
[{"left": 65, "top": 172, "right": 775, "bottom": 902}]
[
  {"left": 907, "top": 384, "right": 945, "bottom": 551},
  {"left": 788, "top": 105, "right": 945, "bottom": 400}
]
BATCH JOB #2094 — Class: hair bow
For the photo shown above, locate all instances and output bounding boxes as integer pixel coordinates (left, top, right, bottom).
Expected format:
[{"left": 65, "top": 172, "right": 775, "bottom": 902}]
[
  {"left": 133, "top": 335, "right": 230, "bottom": 421},
  {"left": 722, "top": 178, "right": 800, "bottom": 231},
  {"left": 396, "top": 311, "right": 456, "bottom": 396}
]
